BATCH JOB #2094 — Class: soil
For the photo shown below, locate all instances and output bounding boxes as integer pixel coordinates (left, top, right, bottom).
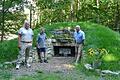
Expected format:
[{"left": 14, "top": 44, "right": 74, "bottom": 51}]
[{"left": 11, "top": 57, "right": 77, "bottom": 76}]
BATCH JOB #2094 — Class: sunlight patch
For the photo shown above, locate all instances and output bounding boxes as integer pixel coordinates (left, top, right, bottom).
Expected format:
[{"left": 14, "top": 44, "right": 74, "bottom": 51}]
[
  {"left": 63, "top": 64, "right": 75, "bottom": 69},
  {"left": 103, "top": 54, "right": 118, "bottom": 62}
]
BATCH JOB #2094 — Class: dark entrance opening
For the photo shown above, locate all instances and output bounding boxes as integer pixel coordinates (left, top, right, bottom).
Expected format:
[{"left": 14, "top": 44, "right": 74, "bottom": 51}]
[{"left": 53, "top": 45, "right": 76, "bottom": 57}]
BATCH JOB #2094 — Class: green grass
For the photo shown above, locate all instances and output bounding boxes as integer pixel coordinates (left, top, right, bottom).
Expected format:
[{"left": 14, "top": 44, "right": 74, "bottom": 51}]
[
  {"left": 0, "top": 70, "right": 118, "bottom": 80},
  {"left": 0, "top": 39, "right": 18, "bottom": 63},
  {"left": 0, "top": 70, "right": 12, "bottom": 80},
  {"left": 16, "top": 73, "right": 62, "bottom": 80}
]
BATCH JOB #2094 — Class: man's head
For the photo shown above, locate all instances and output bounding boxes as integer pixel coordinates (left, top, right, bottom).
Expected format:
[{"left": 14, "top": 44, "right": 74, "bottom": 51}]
[
  {"left": 24, "top": 20, "right": 30, "bottom": 29},
  {"left": 40, "top": 27, "right": 45, "bottom": 34},
  {"left": 75, "top": 25, "right": 80, "bottom": 32}
]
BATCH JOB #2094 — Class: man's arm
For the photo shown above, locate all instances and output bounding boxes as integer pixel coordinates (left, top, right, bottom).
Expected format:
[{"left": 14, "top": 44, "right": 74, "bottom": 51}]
[
  {"left": 82, "top": 31, "right": 85, "bottom": 45},
  {"left": 81, "top": 39, "right": 84, "bottom": 45},
  {"left": 18, "top": 34, "right": 21, "bottom": 49},
  {"left": 31, "top": 29, "right": 34, "bottom": 44},
  {"left": 36, "top": 34, "right": 40, "bottom": 48}
]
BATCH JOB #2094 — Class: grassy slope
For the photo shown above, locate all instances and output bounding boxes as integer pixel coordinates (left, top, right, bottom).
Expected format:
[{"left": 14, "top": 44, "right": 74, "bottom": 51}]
[{"left": 0, "top": 39, "right": 18, "bottom": 63}]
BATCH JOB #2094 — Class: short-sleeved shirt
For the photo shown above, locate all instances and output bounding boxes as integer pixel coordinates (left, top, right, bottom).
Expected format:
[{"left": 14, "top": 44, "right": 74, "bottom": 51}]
[
  {"left": 74, "top": 30, "right": 85, "bottom": 44},
  {"left": 37, "top": 33, "right": 46, "bottom": 48},
  {"left": 18, "top": 27, "right": 34, "bottom": 42}
]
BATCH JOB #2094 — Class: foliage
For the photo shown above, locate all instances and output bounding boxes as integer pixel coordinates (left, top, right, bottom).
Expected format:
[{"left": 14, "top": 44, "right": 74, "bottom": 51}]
[
  {"left": 0, "top": 0, "right": 26, "bottom": 41},
  {"left": 87, "top": 48, "right": 108, "bottom": 62},
  {"left": 36, "top": 0, "right": 120, "bottom": 31},
  {"left": 86, "top": 48, "right": 109, "bottom": 68}
]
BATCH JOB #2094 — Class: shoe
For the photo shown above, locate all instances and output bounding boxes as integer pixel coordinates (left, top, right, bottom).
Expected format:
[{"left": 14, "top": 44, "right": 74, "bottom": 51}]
[
  {"left": 16, "top": 64, "right": 20, "bottom": 70},
  {"left": 39, "top": 60, "right": 43, "bottom": 63},
  {"left": 26, "top": 64, "right": 31, "bottom": 68},
  {"left": 44, "top": 60, "right": 48, "bottom": 63}
]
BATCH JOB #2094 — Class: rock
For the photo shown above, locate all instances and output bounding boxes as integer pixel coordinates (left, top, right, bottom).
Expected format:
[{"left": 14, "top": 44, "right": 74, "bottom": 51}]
[
  {"left": 4, "top": 60, "right": 16, "bottom": 65},
  {"left": 95, "top": 69, "right": 101, "bottom": 74},
  {"left": 47, "top": 54, "right": 53, "bottom": 59},
  {"left": 101, "top": 70, "right": 120, "bottom": 75},
  {"left": 92, "top": 61, "right": 101, "bottom": 69},
  {"left": 0, "top": 64, "right": 4, "bottom": 68},
  {"left": 4, "top": 62, "right": 12, "bottom": 65},
  {"left": 84, "top": 64, "right": 93, "bottom": 70}
]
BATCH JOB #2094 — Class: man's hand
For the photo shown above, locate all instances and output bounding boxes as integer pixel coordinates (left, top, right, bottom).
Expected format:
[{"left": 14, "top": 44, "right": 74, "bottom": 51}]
[
  {"left": 18, "top": 45, "right": 21, "bottom": 50},
  {"left": 82, "top": 40, "right": 85, "bottom": 46},
  {"left": 35, "top": 44, "right": 38, "bottom": 48},
  {"left": 82, "top": 42, "right": 85, "bottom": 46},
  {"left": 18, "top": 34, "right": 21, "bottom": 50}
]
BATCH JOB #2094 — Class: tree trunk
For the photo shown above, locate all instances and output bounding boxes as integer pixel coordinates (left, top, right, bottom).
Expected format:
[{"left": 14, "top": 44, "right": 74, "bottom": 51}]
[
  {"left": 30, "top": 4, "right": 32, "bottom": 28},
  {"left": 96, "top": 0, "right": 100, "bottom": 23},
  {"left": 76, "top": 0, "right": 80, "bottom": 22},
  {"left": 114, "top": 1, "right": 120, "bottom": 32},
  {"left": 1, "top": 0, "right": 5, "bottom": 42},
  {"left": 70, "top": 0, "right": 74, "bottom": 22},
  {"left": 96, "top": 0, "right": 99, "bottom": 8}
]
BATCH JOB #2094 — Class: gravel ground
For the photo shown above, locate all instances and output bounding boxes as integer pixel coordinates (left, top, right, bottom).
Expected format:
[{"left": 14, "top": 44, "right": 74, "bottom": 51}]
[{"left": 11, "top": 57, "right": 76, "bottom": 77}]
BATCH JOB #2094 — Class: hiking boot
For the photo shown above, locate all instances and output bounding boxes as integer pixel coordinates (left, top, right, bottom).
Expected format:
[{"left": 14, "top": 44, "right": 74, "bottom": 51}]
[
  {"left": 39, "top": 60, "right": 43, "bottom": 63},
  {"left": 44, "top": 60, "right": 48, "bottom": 63},
  {"left": 26, "top": 64, "right": 31, "bottom": 68},
  {"left": 16, "top": 64, "right": 20, "bottom": 70}
]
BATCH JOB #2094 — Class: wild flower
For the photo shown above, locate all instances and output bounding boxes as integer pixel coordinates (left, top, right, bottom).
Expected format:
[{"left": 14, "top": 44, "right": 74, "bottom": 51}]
[
  {"left": 87, "top": 48, "right": 109, "bottom": 68},
  {"left": 87, "top": 48, "right": 108, "bottom": 63}
]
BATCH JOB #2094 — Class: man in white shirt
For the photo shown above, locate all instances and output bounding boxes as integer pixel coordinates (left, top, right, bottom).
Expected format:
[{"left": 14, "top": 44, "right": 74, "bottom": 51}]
[
  {"left": 16, "top": 20, "right": 34, "bottom": 69},
  {"left": 74, "top": 25, "right": 85, "bottom": 64}
]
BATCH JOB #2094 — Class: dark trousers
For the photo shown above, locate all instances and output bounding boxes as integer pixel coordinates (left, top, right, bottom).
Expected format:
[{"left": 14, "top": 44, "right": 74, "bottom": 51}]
[{"left": 37, "top": 47, "right": 46, "bottom": 61}]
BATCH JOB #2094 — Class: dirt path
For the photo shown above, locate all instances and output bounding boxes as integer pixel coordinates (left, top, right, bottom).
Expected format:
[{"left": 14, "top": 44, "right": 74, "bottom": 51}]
[{"left": 11, "top": 57, "right": 77, "bottom": 76}]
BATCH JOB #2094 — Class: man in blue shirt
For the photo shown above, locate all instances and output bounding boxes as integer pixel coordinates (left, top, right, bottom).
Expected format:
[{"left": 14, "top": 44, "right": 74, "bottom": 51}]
[
  {"left": 36, "top": 27, "right": 48, "bottom": 63},
  {"left": 74, "top": 25, "right": 85, "bottom": 64}
]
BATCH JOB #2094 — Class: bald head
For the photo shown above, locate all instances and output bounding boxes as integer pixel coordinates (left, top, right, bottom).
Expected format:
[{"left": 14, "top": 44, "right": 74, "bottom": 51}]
[
  {"left": 24, "top": 20, "right": 30, "bottom": 29},
  {"left": 76, "top": 25, "right": 80, "bottom": 28},
  {"left": 75, "top": 25, "right": 80, "bottom": 32}
]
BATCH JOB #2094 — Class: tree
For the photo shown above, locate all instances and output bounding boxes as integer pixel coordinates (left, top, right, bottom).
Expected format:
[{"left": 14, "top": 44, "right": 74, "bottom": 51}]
[
  {"left": 114, "top": 0, "right": 120, "bottom": 32},
  {"left": 0, "top": 0, "right": 26, "bottom": 42},
  {"left": 34, "top": 0, "right": 120, "bottom": 31},
  {"left": 1, "top": 0, "right": 5, "bottom": 42}
]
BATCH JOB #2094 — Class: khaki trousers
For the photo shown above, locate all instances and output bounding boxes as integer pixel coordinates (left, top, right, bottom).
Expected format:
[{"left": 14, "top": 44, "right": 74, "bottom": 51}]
[
  {"left": 16, "top": 42, "right": 32, "bottom": 65},
  {"left": 75, "top": 43, "right": 83, "bottom": 63}
]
